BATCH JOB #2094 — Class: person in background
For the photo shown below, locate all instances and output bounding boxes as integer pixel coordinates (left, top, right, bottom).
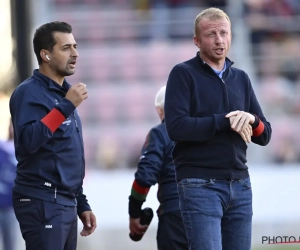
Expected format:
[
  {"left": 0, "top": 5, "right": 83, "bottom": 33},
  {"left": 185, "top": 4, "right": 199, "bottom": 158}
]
[
  {"left": 128, "top": 86, "right": 188, "bottom": 250},
  {"left": 164, "top": 7, "right": 272, "bottom": 250},
  {"left": 9, "top": 21, "right": 96, "bottom": 250},
  {"left": 0, "top": 119, "right": 18, "bottom": 250}
]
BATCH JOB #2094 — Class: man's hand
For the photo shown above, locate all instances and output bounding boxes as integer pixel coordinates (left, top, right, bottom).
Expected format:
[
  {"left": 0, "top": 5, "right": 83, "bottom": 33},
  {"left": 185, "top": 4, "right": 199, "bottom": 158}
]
[
  {"left": 79, "top": 211, "right": 97, "bottom": 237},
  {"left": 238, "top": 124, "right": 253, "bottom": 143},
  {"left": 129, "top": 217, "right": 148, "bottom": 237},
  {"left": 226, "top": 111, "right": 255, "bottom": 132},
  {"left": 226, "top": 112, "right": 253, "bottom": 143},
  {"left": 65, "top": 82, "right": 88, "bottom": 107}
]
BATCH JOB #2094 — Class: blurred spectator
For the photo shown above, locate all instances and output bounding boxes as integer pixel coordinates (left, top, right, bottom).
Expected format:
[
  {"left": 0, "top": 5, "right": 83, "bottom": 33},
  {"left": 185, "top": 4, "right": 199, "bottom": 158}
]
[
  {"left": 272, "top": 135, "right": 300, "bottom": 164},
  {"left": 254, "top": 34, "right": 300, "bottom": 116},
  {"left": 245, "top": 1, "right": 300, "bottom": 119},
  {"left": 258, "top": 70, "right": 295, "bottom": 115},
  {"left": 278, "top": 35, "right": 300, "bottom": 83},
  {"left": 264, "top": 0, "right": 294, "bottom": 16},
  {"left": 266, "top": 116, "right": 300, "bottom": 164},
  {"left": 96, "top": 134, "right": 124, "bottom": 169},
  {"left": 148, "top": 0, "right": 194, "bottom": 41},
  {"left": 243, "top": 0, "right": 270, "bottom": 48},
  {"left": 243, "top": 0, "right": 295, "bottom": 55},
  {"left": 0, "top": 119, "right": 18, "bottom": 250}
]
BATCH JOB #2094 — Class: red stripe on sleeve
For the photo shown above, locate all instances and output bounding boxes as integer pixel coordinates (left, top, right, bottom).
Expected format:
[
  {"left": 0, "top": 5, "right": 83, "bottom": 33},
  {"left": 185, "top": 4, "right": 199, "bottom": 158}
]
[
  {"left": 132, "top": 180, "right": 150, "bottom": 195},
  {"left": 252, "top": 120, "right": 264, "bottom": 137},
  {"left": 41, "top": 108, "right": 66, "bottom": 133}
]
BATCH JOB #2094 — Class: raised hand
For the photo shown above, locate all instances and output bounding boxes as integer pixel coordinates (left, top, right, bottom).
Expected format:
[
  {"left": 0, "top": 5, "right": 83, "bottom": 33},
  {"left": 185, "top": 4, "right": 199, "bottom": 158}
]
[{"left": 65, "top": 82, "right": 88, "bottom": 107}]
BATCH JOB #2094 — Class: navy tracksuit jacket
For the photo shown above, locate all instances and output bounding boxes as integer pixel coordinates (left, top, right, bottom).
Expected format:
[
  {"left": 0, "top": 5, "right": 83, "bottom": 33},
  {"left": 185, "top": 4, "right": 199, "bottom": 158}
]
[
  {"left": 10, "top": 69, "right": 91, "bottom": 249},
  {"left": 129, "top": 121, "right": 179, "bottom": 217},
  {"left": 10, "top": 69, "right": 91, "bottom": 214}
]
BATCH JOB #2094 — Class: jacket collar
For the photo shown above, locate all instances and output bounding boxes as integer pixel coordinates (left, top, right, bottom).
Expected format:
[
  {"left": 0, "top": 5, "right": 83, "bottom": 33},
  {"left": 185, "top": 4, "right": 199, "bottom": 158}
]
[
  {"left": 32, "top": 69, "right": 71, "bottom": 92},
  {"left": 196, "top": 51, "right": 234, "bottom": 69}
]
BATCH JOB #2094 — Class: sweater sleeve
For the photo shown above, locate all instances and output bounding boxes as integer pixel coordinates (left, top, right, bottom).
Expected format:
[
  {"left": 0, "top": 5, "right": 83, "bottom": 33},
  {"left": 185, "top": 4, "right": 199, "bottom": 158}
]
[
  {"left": 165, "top": 66, "right": 231, "bottom": 142},
  {"left": 9, "top": 83, "right": 76, "bottom": 154},
  {"left": 247, "top": 76, "right": 272, "bottom": 146}
]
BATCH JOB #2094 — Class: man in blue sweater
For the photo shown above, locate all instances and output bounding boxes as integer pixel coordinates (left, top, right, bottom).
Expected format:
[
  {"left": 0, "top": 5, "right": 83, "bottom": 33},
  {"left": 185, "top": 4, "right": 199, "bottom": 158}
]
[
  {"left": 165, "top": 7, "right": 272, "bottom": 250},
  {"left": 129, "top": 86, "right": 188, "bottom": 250},
  {"left": 10, "top": 21, "right": 96, "bottom": 250}
]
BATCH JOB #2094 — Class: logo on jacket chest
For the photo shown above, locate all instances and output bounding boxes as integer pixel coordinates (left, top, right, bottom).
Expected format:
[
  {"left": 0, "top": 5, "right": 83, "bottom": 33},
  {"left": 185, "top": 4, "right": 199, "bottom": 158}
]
[{"left": 62, "top": 118, "right": 71, "bottom": 126}]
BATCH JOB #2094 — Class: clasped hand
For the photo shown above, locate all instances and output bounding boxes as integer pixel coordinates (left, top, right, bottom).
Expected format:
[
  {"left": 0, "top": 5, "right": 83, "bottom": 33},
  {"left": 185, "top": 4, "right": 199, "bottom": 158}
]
[
  {"left": 225, "top": 111, "right": 255, "bottom": 143},
  {"left": 129, "top": 217, "right": 148, "bottom": 237}
]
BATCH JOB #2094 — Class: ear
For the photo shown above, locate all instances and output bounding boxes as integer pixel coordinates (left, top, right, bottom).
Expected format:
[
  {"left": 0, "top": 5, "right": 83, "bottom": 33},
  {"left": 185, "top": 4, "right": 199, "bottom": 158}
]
[
  {"left": 40, "top": 49, "right": 50, "bottom": 62},
  {"left": 193, "top": 36, "right": 200, "bottom": 49},
  {"left": 155, "top": 106, "right": 164, "bottom": 121}
]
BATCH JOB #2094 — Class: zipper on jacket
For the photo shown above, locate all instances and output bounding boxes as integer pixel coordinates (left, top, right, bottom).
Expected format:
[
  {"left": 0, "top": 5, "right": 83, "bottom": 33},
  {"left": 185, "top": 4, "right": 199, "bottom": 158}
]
[
  {"left": 221, "top": 71, "right": 238, "bottom": 171},
  {"left": 73, "top": 111, "right": 84, "bottom": 184},
  {"left": 54, "top": 187, "right": 57, "bottom": 201},
  {"left": 203, "top": 61, "right": 238, "bottom": 176},
  {"left": 221, "top": 78, "right": 230, "bottom": 110},
  {"left": 220, "top": 76, "right": 237, "bottom": 169},
  {"left": 204, "top": 63, "right": 231, "bottom": 111},
  {"left": 73, "top": 113, "right": 79, "bottom": 132}
]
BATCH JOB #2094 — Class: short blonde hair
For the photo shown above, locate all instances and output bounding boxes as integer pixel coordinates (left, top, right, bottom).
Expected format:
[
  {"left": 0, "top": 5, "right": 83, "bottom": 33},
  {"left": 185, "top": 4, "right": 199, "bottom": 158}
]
[
  {"left": 154, "top": 86, "right": 166, "bottom": 109},
  {"left": 194, "top": 7, "right": 231, "bottom": 36}
]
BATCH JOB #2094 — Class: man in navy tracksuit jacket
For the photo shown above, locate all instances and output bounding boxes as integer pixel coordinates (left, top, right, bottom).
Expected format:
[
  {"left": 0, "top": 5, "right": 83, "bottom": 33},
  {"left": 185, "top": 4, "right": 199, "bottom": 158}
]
[
  {"left": 165, "top": 7, "right": 272, "bottom": 250},
  {"left": 9, "top": 21, "right": 96, "bottom": 250},
  {"left": 128, "top": 86, "right": 188, "bottom": 250}
]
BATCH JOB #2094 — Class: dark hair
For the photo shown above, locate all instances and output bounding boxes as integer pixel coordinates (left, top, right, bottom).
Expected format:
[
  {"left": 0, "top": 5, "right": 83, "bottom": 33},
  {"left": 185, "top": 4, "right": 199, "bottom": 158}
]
[{"left": 33, "top": 21, "right": 72, "bottom": 65}]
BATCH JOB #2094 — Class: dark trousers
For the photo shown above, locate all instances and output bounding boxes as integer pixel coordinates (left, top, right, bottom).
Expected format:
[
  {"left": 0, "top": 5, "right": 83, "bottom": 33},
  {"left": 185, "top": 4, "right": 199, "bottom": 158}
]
[
  {"left": 157, "top": 210, "right": 188, "bottom": 250},
  {"left": 13, "top": 192, "right": 78, "bottom": 250}
]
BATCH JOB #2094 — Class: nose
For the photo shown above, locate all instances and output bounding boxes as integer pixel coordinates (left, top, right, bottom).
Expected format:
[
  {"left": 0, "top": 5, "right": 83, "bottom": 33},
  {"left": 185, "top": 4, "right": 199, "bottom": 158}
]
[
  {"left": 215, "top": 33, "right": 223, "bottom": 44},
  {"left": 72, "top": 47, "right": 79, "bottom": 58}
]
